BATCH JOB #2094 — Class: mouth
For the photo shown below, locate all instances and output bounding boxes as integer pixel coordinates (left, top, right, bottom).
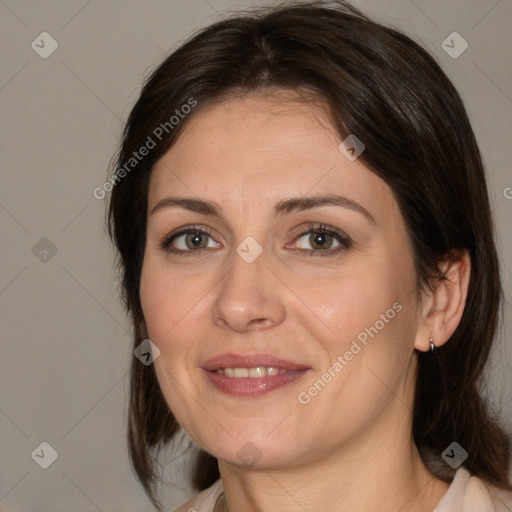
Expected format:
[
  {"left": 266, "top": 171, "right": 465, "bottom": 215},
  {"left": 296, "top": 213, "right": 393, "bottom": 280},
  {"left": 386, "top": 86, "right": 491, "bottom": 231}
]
[
  {"left": 214, "top": 367, "right": 301, "bottom": 378},
  {"left": 202, "top": 353, "right": 311, "bottom": 397}
]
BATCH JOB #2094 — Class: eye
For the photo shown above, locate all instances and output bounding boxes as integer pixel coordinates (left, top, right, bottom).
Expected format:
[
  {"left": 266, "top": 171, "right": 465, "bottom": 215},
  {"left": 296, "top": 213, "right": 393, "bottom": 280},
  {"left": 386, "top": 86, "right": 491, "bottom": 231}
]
[
  {"left": 160, "top": 223, "right": 351, "bottom": 257},
  {"left": 160, "top": 225, "right": 219, "bottom": 255},
  {"left": 290, "top": 223, "right": 351, "bottom": 257}
]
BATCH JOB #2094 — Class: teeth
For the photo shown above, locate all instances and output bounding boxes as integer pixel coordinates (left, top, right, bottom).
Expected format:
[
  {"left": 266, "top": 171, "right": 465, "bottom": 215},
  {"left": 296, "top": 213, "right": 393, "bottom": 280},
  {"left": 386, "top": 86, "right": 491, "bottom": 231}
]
[
  {"left": 248, "top": 367, "right": 265, "bottom": 378},
  {"left": 233, "top": 368, "right": 249, "bottom": 378},
  {"left": 216, "top": 367, "right": 288, "bottom": 378}
]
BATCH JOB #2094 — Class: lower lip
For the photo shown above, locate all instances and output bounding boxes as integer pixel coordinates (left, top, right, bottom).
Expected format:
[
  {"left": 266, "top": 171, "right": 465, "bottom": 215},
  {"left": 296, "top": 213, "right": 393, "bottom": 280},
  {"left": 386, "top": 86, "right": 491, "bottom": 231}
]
[{"left": 203, "top": 369, "right": 310, "bottom": 397}]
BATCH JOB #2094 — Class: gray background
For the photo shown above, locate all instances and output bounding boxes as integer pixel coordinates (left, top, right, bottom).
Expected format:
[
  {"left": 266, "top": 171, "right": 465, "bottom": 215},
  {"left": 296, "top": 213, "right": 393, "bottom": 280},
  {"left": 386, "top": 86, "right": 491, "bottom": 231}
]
[{"left": 1, "top": 0, "right": 511, "bottom": 510}]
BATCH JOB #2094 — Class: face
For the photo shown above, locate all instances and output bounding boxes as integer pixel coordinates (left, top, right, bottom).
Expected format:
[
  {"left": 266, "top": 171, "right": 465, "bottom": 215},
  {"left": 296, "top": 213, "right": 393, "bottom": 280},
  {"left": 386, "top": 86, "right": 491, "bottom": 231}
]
[{"left": 140, "top": 91, "right": 423, "bottom": 470}]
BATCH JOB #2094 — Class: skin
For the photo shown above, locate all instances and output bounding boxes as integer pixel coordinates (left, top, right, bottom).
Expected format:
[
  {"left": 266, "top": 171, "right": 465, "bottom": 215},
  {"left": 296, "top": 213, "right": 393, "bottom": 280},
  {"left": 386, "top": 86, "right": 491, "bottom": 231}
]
[{"left": 140, "top": 91, "right": 471, "bottom": 512}]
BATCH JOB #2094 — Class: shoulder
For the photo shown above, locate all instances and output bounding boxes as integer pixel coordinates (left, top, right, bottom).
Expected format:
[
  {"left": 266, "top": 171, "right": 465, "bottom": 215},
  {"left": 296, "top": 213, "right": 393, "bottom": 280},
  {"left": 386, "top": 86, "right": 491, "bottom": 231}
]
[
  {"left": 435, "top": 466, "right": 512, "bottom": 512},
  {"left": 172, "top": 479, "right": 223, "bottom": 512},
  {"left": 464, "top": 472, "right": 512, "bottom": 512}
]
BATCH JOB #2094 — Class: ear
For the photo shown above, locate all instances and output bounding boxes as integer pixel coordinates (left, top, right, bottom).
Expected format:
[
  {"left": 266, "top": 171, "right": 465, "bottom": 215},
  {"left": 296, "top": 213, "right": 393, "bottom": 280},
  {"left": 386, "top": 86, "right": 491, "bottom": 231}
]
[{"left": 414, "top": 249, "right": 471, "bottom": 352}]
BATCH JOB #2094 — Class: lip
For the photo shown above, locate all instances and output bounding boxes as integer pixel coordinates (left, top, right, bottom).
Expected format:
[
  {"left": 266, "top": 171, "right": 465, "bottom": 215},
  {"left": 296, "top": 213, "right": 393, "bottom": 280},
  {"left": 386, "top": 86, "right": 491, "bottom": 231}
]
[
  {"left": 202, "top": 353, "right": 312, "bottom": 397},
  {"left": 201, "top": 353, "right": 311, "bottom": 372}
]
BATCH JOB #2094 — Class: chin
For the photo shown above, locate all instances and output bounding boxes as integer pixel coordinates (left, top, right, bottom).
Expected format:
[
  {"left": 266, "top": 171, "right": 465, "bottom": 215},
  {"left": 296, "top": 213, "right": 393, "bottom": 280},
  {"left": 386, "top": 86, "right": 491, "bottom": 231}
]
[{"left": 197, "top": 429, "right": 309, "bottom": 471}]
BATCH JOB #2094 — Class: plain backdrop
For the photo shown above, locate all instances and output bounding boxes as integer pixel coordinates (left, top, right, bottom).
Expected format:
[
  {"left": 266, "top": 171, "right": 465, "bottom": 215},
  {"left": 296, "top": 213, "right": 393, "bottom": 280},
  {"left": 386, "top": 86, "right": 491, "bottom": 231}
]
[{"left": 1, "top": 0, "right": 511, "bottom": 510}]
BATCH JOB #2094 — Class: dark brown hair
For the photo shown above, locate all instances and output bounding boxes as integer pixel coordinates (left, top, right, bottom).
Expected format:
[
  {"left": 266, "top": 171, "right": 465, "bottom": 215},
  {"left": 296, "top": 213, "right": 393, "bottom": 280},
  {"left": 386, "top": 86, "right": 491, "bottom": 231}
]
[{"left": 106, "top": 1, "right": 511, "bottom": 509}]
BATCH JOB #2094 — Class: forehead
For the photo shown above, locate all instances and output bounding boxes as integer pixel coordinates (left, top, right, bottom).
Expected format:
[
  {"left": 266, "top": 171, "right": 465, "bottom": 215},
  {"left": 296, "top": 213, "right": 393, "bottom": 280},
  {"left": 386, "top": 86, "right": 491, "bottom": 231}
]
[{"left": 148, "top": 92, "right": 397, "bottom": 224}]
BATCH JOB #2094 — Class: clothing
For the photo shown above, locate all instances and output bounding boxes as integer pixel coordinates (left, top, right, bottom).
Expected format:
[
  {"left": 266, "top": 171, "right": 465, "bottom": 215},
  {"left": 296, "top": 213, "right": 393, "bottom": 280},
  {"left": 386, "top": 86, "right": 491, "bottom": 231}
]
[{"left": 172, "top": 467, "right": 512, "bottom": 511}]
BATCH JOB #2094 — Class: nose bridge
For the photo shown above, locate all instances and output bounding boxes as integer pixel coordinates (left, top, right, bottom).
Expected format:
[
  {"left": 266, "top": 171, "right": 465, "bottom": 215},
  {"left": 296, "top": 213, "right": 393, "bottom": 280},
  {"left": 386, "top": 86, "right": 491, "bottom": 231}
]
[
  {"left": 211, "top": 240, "right": 285, "bottom": 331},
  {"left": 221, "top": 241, "right": 269, "bottom": 307}
]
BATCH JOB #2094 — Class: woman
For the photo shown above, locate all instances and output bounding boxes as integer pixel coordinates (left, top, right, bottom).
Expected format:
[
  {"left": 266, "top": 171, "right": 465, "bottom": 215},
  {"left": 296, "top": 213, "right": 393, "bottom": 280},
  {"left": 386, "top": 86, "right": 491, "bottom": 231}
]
[{"left": 107, "top": 1, "right": 512, "bottom": 510}]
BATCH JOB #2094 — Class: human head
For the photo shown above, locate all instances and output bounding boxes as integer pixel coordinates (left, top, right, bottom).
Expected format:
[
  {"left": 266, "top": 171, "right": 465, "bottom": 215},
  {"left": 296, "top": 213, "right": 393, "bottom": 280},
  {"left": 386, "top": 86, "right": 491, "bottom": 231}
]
[{"left": 107, "top": 1, "right": 510, "bottom": 508}]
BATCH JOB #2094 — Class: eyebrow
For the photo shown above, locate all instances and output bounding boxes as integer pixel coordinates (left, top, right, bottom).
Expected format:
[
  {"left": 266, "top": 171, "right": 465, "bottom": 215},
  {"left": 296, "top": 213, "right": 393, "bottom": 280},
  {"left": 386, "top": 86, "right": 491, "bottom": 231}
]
[{"left": 149, "top": 194, "right": 375, "bottom": 223}]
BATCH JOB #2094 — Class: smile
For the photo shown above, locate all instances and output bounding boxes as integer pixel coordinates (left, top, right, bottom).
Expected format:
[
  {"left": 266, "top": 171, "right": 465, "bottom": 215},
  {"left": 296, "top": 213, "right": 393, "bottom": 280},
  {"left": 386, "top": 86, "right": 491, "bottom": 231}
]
[{"left": 215, "top": 367, "right": 299, "bottom": 378}]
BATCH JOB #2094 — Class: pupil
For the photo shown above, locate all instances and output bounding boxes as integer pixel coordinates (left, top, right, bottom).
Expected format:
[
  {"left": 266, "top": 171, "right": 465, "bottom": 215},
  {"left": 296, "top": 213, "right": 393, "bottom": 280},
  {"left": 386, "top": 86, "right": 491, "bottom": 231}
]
[
  {"left": 189, "top": 232, "right": 205, "bottom": 248},
  {"left": 312, "top": 232, "right": 331, "bottom": 249}
]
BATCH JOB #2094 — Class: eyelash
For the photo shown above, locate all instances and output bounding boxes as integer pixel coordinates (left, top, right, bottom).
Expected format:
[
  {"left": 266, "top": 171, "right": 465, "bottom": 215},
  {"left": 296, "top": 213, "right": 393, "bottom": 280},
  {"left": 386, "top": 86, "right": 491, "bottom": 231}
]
[{"left": 159, "top": 223, "right": 352, "bottom": 257}]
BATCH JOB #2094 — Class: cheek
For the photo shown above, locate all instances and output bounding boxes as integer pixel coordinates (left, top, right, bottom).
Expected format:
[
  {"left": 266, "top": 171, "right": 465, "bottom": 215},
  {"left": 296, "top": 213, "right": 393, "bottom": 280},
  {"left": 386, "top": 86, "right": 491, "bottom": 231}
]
[
  {"left": 289, "top": 255, "right": 412, "bottom": 348},
  {"left": 291, "top": 256, "right": 417, "bottom": 404},
  {"left": 139, "top": 259, "right": 212, "bottom": 438},
  {"left": 140, "top": 257, "right": 205, "bottom": 346},
  {"left": 296, "top": 299, "right": 417, "bottom": 442}
]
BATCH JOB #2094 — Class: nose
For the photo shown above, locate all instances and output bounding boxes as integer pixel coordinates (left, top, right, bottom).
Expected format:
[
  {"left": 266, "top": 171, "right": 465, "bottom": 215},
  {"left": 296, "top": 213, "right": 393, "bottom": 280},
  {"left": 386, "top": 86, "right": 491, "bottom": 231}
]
[{"left": 211, "top": 248, "right": 286, "bottom": 333}]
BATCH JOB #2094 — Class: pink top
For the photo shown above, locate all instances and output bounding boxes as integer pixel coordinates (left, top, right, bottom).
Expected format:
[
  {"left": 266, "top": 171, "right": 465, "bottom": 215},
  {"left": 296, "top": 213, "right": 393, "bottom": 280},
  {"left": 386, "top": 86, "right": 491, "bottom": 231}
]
[{"left": 173, "top": 467, "right": 512, "bottom": 512}]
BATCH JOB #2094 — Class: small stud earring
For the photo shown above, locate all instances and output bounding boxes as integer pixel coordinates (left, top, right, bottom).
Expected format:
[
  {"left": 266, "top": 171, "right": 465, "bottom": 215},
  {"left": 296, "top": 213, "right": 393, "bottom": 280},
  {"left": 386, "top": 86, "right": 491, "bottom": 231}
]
[{"left": 429, "top": 336, "right": 437, "bottom": 353}]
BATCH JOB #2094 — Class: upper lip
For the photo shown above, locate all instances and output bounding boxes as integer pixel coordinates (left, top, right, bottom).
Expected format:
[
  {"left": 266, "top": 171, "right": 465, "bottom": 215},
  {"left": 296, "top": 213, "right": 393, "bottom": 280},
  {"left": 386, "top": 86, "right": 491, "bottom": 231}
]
[{"left": 202, "top": 353, "right": 310, "bottom": 371}]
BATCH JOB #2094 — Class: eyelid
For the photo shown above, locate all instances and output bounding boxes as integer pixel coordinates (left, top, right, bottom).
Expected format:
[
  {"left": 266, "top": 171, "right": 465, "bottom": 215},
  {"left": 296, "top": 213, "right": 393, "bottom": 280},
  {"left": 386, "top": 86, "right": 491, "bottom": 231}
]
[{"left": 290, "top": 223, "right": 350, "bottom": 244}]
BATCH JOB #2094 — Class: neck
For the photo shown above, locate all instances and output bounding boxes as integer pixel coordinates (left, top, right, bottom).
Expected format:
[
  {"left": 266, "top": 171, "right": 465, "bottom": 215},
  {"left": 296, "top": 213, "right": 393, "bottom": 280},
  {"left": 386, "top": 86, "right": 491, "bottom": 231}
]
[{"left": 216, "top": 398, "right": 449, "bottom": 512}]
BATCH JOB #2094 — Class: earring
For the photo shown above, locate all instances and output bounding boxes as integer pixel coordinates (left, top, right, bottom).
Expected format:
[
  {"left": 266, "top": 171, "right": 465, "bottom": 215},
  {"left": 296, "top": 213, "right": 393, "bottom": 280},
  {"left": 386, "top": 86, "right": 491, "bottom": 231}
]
[{"left": 429, "top": 336, "right": 437, "bottom": 353}]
